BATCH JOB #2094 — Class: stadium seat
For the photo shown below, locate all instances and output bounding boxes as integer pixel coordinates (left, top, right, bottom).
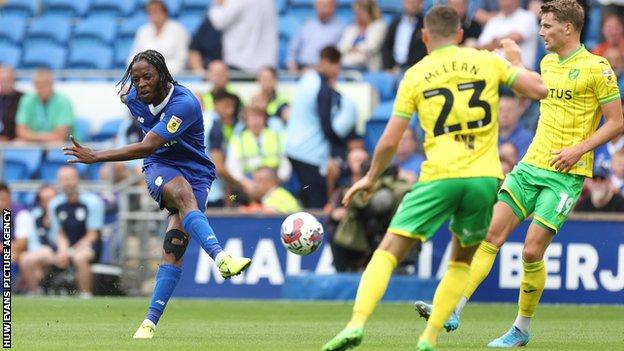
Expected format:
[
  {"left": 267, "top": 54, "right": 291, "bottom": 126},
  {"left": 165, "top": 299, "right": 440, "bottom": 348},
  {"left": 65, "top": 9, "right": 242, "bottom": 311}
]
[
  {"left": 163, "top": 0, "right": 183, "bottom": 17},
  {"left": 72, "top": 17, "right": 117, "bottom": 45},
  {"left": 1, "top": 0, "right": 37, "bottom": 19},
  {"left": 27, "top": 16, "right": 72, "bottom": 46},
  {"left": 118, "top": 13, "right": 147, "bottom": 39},
  {"left": 0, "top": 17, "right": 26, "bottom": 45},
  {"left": 286, "top": 7, "right": 316, "bottom": 21},
  {"left": 40, "top": 149, "right": 87, "bottom": 181},
  {"left": 278, "top": 36, "right": 289, "bottom": 69},
  {"left": 0, "top": 44, "right": 21, "bottom": 67},
  {"left": 363, "top": 72, "right": 397, "bottom": 102},
  {"left": 74, "top": 119, "right": 92, "bottom": 142},
  {"left": 114, "top": 38, "right": 134, "bottom": 68},
  {"left": 91, "top": 118, "right": 124, "bottom": 141},
  {"left": 178, "top": 13, "right": 203, "bottom": 36},
  {"left": 377, "top": 0, "right": 402, "bottom": 14},
  {"left": 90, "top": 0, "right": 135, "bottom": 18},
  {"left": 278, "top": 14, "right": 303, "bottom": 41},
  {"left": 181, "top": 0, "right": 211, "bottom": 14},
  {"left": 371, "top": 101, "right": 394, "bottom": 120},
  {"left": 335, "top": 7, "right": 354, "bottom": 24},
  {"left": 68, "top": 42, "right": 113, "bottom": 69},
  {"left": 2, "top": 149, "right": 43, "bottom": 182},
  {"left": 42, "top": 0, "right": 91, "bottom": 18},
  {"left": 364, "top": 119, "right": 388, "bottom": 154},
  {"left": 276, "top": 0, "right": 288, "bottom": 14},
  {"left": 584, "top": 5, "right": 602, "bottom": 50},
  {"left": 21, "top": 44, "right": 67, "bottom": 69}
]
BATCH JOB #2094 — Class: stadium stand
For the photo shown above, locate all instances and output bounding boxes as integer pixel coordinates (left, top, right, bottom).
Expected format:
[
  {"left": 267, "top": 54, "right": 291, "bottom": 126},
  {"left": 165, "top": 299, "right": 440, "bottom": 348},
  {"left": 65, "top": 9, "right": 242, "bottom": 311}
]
[
  {"left": 0, "top": 44, "right": 21, "bottom": 67},
  {"left": 2, "top": 148, "right": 43, "bottom": 181},
  {"left": 21, "top": 43, "right": 67, "bottom": 69},
  {"left": 0, "top": 16, "right": 26, "bottom": 45},
  {"left": 42, "top": 0, "right": 91, "bottom": 19},
  {"left": 1, "top": 0, "right": 37, "bottom": 19}
]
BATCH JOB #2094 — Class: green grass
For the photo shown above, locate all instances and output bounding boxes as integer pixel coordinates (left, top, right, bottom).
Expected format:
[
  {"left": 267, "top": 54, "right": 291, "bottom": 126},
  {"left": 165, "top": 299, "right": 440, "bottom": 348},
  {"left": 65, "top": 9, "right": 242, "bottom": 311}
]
[{"left": 12, "top": 297, "right": 624, "bottom": 350}]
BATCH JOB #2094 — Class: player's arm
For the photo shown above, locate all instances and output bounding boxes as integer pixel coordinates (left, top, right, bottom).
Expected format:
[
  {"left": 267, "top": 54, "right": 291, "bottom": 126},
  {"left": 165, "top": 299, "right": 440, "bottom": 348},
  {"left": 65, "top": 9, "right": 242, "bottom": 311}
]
[
  {"left": 500, "top": 39, "right": 548, "bottom": 100},
  {"left": 551, "top": 99, "right": 624, "bottom": 172},
  {"left": 63, "top": 131, "right": 166, "bottom": 164}
]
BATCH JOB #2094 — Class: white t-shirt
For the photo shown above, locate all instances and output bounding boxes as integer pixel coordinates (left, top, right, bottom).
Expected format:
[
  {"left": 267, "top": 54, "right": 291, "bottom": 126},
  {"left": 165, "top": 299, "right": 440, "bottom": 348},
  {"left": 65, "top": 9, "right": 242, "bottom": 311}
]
[
  {"left": 14, "top": 209, "right": 35, "bottom": 240},
  {"left": 128, "top": 20, "right": 190, "bottom": 74}
]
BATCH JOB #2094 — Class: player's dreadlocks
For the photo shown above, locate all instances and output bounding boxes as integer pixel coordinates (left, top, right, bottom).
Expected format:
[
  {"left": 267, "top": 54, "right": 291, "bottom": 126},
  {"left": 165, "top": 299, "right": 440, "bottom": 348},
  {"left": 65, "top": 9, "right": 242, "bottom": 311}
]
[{"left": 116, "top": 49, "right": 177, "bottom": 97}]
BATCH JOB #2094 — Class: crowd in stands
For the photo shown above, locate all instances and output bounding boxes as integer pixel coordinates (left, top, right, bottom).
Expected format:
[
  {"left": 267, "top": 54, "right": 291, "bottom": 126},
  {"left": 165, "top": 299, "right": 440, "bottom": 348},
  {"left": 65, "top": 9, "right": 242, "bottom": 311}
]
[{"left": 1, "top": 0, "right": 623, "bottom": 280}]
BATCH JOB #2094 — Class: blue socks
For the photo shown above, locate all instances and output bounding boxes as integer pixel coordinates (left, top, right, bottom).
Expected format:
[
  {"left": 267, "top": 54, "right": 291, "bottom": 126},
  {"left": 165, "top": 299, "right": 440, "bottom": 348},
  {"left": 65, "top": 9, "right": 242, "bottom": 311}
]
[
  {"left": 182, "top": 210, "right": 224, "bottom": 260},
  {"left": 146, "top": 264, "right": 182, "bottom": 325}
]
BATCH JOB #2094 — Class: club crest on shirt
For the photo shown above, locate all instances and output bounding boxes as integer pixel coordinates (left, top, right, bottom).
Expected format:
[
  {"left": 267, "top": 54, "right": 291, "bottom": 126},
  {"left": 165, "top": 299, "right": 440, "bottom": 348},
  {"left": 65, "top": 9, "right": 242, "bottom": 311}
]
[
  {"left": 167, "top": 116, "right": 182, "bottom": 133},
  {"left": 568, "top": 68, "right": 580, "bottom": 80}
]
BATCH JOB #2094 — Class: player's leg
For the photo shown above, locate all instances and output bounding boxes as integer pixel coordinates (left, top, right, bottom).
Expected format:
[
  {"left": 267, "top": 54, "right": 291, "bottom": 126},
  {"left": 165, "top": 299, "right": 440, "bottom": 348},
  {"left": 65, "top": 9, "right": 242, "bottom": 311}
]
[
  {"left": 134, "top": 215, "right": 187, "bottom": 339},
  {"left": 69, "top": 245, "right": 96, "bottom": 298}
]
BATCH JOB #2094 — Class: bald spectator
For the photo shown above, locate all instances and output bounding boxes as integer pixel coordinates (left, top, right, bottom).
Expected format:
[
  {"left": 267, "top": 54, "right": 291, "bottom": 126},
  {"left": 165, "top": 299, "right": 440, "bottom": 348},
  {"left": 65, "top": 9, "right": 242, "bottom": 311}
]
[
  {"left": 15, "top": 69, "right": 73, "bottom": 143},
  {"left": 339, "top": 0, "right": 387, "bottom": 71},
  {"left": 381, "top": 0, "right": 427, "bottom": 71},
  {"left": 592, "top": 14, "right": 624, "bottom": 58},
  {"left": 128, "top": 0, "right": 190, "bottom": 74},
  {"left": 209, "top": 0, "right": 277, "bottom": 73},
  {"left": 287, "top": 0, "right": 345, "bottom": 73},
  {"left": 447, "top": 0, "right": 482, "bottom": 47},
  {"left": 478, "top": 0, "right": 539, "bottom": 69},
  {"left": 0, "top": 66, "right": 22, "bottom": 141},
  {"left": 498, "top": 91, "right": 533, "bottom": 158},
  {"left": 188, "top": 17, "right": 222, "bottom": 75}
]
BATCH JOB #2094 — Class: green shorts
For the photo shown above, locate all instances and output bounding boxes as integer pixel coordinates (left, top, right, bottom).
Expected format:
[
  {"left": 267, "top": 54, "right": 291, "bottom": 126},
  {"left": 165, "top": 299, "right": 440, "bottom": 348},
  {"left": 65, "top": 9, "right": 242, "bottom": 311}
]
[
  {"left": 388, "top": 177, "right": 499, "bottom": 247},
  {"left": 499, "top": 162, "right": 584, "bottom": 233}
]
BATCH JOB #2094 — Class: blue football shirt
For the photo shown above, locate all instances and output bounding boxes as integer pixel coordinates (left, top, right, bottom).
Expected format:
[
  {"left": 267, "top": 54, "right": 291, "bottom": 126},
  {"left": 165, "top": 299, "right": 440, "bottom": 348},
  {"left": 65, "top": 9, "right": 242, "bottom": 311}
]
[{"left": 124, "top": 84, "right": 215, "bottom": 180}]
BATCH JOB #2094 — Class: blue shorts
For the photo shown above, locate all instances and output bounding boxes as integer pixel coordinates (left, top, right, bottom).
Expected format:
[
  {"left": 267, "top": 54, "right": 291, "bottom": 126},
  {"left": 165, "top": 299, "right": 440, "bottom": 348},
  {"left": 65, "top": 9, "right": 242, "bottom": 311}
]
[{"left": 143, "top": 163, "right": 214, "bottom": 214}]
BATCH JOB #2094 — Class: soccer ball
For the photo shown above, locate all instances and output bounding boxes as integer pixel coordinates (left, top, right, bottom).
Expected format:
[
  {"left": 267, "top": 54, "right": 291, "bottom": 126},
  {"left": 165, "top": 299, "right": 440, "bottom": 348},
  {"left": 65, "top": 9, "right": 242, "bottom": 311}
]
[{"left": 280, "top": 212, "right": 324, "bottom": 256}]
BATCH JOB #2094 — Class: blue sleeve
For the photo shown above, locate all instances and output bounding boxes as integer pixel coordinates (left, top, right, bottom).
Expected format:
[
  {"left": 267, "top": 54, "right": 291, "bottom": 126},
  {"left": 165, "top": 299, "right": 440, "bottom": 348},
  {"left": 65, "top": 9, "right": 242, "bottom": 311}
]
[
  {"left": 150, "top": 96, "right": 198, "bottom": 142},
  {"left": 83, "top": 194, "right": 105, "bottom": 231}
]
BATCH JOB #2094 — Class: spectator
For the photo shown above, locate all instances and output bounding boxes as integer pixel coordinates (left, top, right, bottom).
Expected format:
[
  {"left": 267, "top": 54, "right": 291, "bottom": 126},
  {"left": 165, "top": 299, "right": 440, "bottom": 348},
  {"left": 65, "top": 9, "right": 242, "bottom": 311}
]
[
  {"left": 20, "top": 184, "right": 57, "bottom": 295},
  {"left": 477, "top": 0, "right": 539, "bottom": 69},
  {"left": 592, "top": 14, "right": 624, "bottom": 58},
  {"left": 447, "top": 0, "right": 483, "bottom": 47},
  {"left": 602, "top": 47, "right": 624, "bottom": 92},
  {"left": 188, "top": 17, "right": 222, "bottom": 76},
  {"left": 498, "top": 91, "right": 533, "bottom": 158},
  {"left": 338, "top": 0, "right": 387, "bottom": 71},
  {"left": 256, "top": 67, "right": 289, "bottom": 122},
  {"left": 381, "top": 0, "right": 427, "bottom": 71},
  {"left": 48, "top": 166, "right": 105, "bottom": 298},
  {"left": 0, "top": 183, "right": 34, "bottom": 270},
  {"left": 15, "top": 69, "right": 74, "bottom": 143},
  {"left": 595, "top": 133, "right": 624, "bottom": 171},
  {"left": 392, "top": 128, "right": 425, "bottom": 184},
  {"left": 576, "top": 165, "right": 624, "bottom": 212},
  {"left": 246, "top": 167, "right": 301, "bottom": 214},
  {"left": 209, "top": 0, "right": 277, "bottom": 73},
  {"left": 499, "top": 142, "right": 519, "bottom": 175},
  {"left": 0, "top": 65, "right": 22, "bottom": 141},
  {"left": 226, "top": 106, "right": 291, "bottom": 191},
  {"left": 611, "top": 149, "right": 624, "bottom": 195},
  {"left": 285, "top": 46, "right": 357, "bottom": 208},
  {"left": 599, "top": 0, "right": 624, "bottom": 19},
  {"left": 287, "top": 0, "right": 345, "bottom": 73},
  {"left": 128, "top": 0, "right": 189, "bottom": 75},
  {"left": 201, "top": 60, "right": 241, "bottom": 113},
  {"left": 473, "top": 0, "right": 502, "bottom": 26}
]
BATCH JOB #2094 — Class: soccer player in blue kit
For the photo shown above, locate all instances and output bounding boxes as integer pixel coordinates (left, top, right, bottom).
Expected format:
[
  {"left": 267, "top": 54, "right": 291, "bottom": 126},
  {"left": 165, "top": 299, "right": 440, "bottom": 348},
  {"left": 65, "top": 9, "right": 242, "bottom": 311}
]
[{"left": 63, "top": 50, "right": 252, "bottom": 339}]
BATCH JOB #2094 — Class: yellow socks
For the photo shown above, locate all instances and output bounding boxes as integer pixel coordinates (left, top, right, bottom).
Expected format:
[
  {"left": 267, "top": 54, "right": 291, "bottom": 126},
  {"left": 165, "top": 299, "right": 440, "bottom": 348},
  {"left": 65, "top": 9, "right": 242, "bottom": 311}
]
[
  {"left": 518, "top": 260, "right": 546, "bottom": 318},
  {"left": 419, "top": 261, "right": 470, "bottom": 346},
  {"left": 463, "top": 241, "right": 499, "bottom": 300},
  {"left": 346, "top": 249, "right": 397, "bottom": 328}
]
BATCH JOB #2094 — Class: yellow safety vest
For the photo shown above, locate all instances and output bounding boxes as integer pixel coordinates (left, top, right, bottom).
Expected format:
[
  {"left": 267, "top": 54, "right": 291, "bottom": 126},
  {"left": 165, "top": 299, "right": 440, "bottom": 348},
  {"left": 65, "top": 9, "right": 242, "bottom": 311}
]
[
  {"left": 263, "top": 187, "right": 301, "bottom": 214},
  {"left": 231, "top": 128, "right": 283, "bottom": 175},
  {"left": 266, "top": 93, "right": 289, "bottom": 117}
]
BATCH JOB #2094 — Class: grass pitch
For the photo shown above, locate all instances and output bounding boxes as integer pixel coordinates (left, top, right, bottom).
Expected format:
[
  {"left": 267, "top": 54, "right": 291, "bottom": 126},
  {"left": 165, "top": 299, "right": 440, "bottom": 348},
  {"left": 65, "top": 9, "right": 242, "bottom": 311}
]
[{"left": 12, "top": 297, "right": 624, "bottom": 350}]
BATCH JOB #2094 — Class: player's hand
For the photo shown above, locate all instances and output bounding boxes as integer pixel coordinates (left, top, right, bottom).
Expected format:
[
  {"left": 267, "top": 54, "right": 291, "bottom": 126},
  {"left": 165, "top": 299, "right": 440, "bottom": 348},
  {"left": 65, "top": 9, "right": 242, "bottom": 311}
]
[
  {"left": 500, "top": 38, "right": 523, "bottom": 67},
  {"left": 62, "top": 136, "right": 98, "bottom": 164},
  {"left": 550, "top": 145, "right": 584, "bottom": 173},
  {"left": 342, "top": 175, "right": 375, "bottom": 207}
]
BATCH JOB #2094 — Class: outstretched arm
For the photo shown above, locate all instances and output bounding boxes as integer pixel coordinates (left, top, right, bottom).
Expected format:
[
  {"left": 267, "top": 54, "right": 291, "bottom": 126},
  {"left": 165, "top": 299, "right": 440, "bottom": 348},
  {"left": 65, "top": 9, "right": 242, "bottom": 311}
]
[{"left": 63, "top": 131, "right": 166, "bottom": 164}]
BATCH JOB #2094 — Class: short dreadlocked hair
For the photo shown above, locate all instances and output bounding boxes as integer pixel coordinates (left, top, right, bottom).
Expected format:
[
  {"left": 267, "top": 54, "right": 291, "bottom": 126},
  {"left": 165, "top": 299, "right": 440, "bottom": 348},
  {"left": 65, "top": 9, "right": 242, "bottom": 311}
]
[{"left": 117, "top": 49, "right": 177, "bottom": 95}]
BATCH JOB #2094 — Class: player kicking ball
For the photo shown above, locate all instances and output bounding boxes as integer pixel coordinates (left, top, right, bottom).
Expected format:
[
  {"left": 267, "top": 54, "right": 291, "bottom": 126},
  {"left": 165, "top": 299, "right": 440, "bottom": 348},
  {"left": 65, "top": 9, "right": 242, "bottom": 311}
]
[
  {"left": 414, "top": 0, "right": 623, "bottom": 347},
  {"left": 63, "top": 50, "right": 252, "bottom": 339},
  {"left": 321, "top": 5, "right": 547, "bottom": 351}
]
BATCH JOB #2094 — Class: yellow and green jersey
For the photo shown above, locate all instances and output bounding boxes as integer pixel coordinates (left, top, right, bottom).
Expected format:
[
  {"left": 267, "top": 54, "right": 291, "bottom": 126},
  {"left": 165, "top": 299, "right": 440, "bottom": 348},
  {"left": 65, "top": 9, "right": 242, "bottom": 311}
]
[
  {"left": 523, "top": 45, "right": 621, "bottom": 177},
  {"left": 392, "top": 45, "right": 519, "bottom": 182}
]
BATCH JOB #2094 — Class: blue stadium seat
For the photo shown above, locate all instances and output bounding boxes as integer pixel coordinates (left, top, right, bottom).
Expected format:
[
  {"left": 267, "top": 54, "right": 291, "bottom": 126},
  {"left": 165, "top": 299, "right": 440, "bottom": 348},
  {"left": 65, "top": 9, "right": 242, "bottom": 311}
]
[
  {"left": 21, "top": 44, "right": 67, "bottom": 69},
  {"left": 39, "top": 150, "right": 87, "bottom": 181},
  {"left": 371, "top": 101, "right": 394, "bottom": 120},
  {"left": 42, "top": 0, "right": 91, "bottom": 18},
  {"left": 178, "top": 13, "right": 203, "bottom": 35},
  {"left": 276, "top": 0, "right": 288, "bottom": 14},
  {"left": 0, "top": 17, "right": 26, "bottom": 45},
  {"left": 68, "top": 42, "right": 113, "bottom": 69},
  {"left": 1, "top": 0, "right": 37, "bottom": 19},
  {"left": 91, "top": 118, "right": 124, "bottom": 141},
  {"left": 73, "top": 17, "right": 117, "bottom": 45},
  {"left": 363, "top": 72, "right": 397, "bottom": 102},
  {"left": 74, "top": 119, "right": 92, "bottom": 142},
  {"left": 114, "top": 38, "right": 134, "bottom": 68},
  {"left": 335, "top": 7, "right": 353, "bottom": 24},
  {"left": 278, "top": 36, "right": 289, "bottom": 69},
  {"left": 286, "top": 7, "right": 316, "bottom": 21},
  {"left": 2, "top": 149, "right": 43, "bottom": 182},
  {"left": 364, "top": 119, "right": 388, "bottom": 154},
  {"left": 181, "top": 0, "right": 211, "bottom": 14},
  {"left": 278, "top": 14, "right": 303, "bottom": 41},
  {"left": 90, "top": 0, "right": 135, "bottom": 18},
  {"left": 377, "top": 0, "right": 402, "bottom": 14},
  {"left": 0, "top": 44, "right": 21, "bottom": 67},
  {"left": 163, "top": 0, "right": 183, "bottom": 17},
  {"left": 118, "top": 13, "right": 147, "bottom": 39},
  {"left": 584, "top": 5, "right": 602, "bottom": 50},
  {"left": 27, "top": 16, "right": 72, "bottom": 46}
]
